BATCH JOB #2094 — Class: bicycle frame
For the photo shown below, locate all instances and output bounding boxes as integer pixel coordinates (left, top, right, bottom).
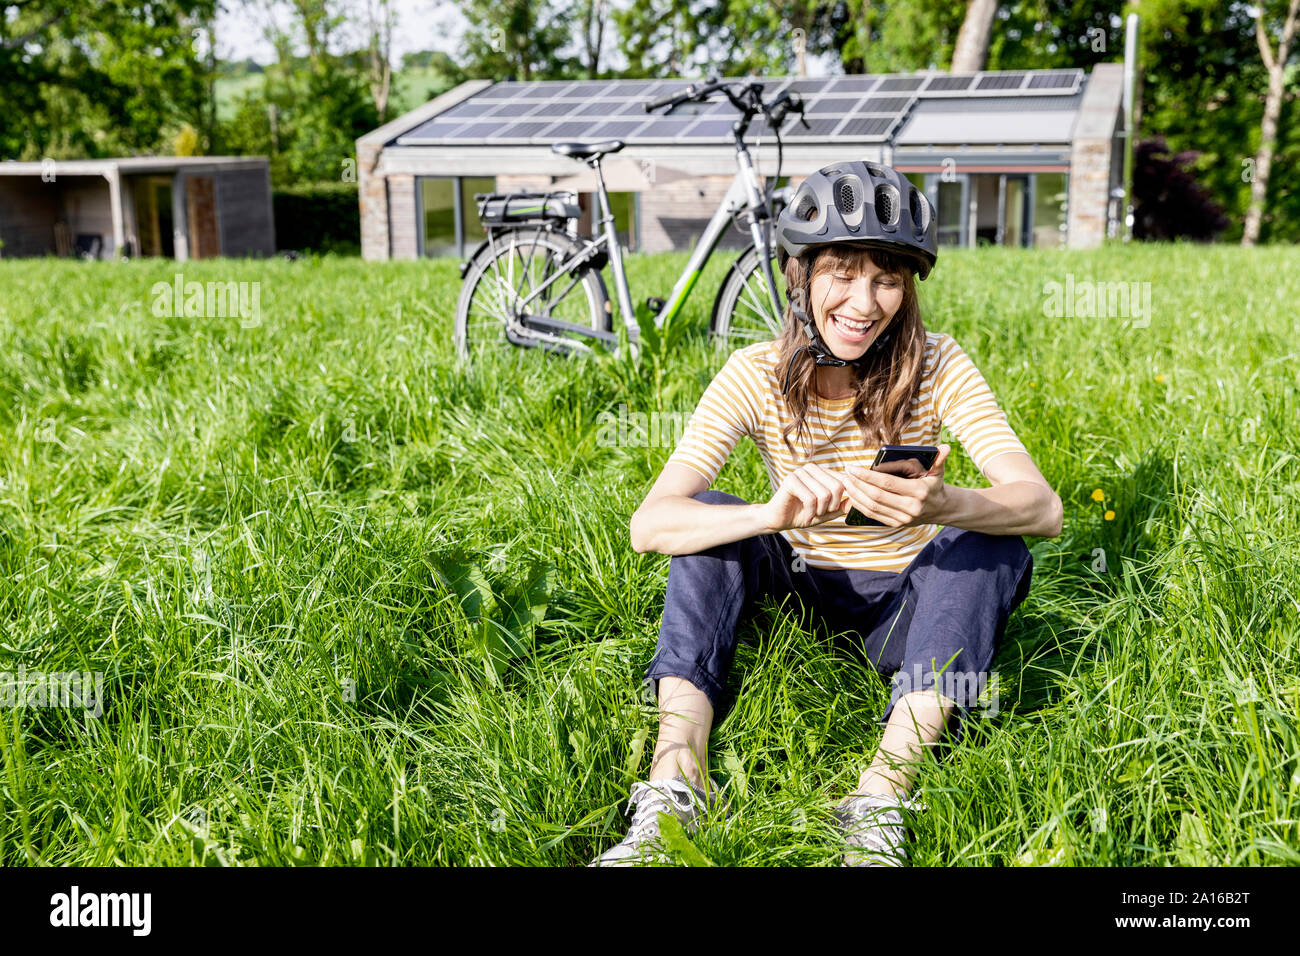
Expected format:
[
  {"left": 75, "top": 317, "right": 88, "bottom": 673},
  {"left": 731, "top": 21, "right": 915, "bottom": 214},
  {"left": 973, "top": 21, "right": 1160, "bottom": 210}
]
[
  {"left": 477, "top": 84, "right": 793, "bottom": 350},
  {"left": 602, "top": 137, "right": 785, "bottom": 337}
]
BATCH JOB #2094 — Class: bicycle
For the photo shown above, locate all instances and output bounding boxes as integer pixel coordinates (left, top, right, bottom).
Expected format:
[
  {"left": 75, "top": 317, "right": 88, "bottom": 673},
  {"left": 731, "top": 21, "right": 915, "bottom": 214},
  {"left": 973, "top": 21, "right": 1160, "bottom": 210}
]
[{"left": 453, "top": 74, "right": 810, "bottom": 362}]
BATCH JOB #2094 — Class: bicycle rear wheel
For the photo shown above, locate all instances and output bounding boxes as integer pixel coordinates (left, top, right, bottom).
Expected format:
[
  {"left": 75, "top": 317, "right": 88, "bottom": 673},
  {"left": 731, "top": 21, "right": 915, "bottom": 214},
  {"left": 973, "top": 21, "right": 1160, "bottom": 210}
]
[
  {"left": 710, "top": 243, "right": 787, "bottom": 349},
  {"left": 455, "top": 230, "right": 611, "bottom": 361}
]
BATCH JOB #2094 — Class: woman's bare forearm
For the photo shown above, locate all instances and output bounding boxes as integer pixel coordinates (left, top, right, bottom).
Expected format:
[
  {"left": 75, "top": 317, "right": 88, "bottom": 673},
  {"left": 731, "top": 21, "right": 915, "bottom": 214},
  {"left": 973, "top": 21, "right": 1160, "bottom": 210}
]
[
  {"left": 630, "top": 496, "right": 774, "bottom": 555},
  {"left": 938, "top": 482, "right": 1063, "bottom": 537}
]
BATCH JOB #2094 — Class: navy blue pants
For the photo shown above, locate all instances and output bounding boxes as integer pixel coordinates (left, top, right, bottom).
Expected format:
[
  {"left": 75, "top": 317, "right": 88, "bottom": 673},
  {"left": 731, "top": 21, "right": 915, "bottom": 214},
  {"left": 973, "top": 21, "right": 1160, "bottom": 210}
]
[{"left": 643, "top": 490, "right": 1034, "bottom": 746}]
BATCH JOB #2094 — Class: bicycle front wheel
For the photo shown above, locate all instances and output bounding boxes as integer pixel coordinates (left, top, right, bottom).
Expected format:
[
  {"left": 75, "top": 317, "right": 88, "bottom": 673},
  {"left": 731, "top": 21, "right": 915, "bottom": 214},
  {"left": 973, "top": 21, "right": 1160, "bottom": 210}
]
[
  {"left": 710, "top": 243, "right": 787, "bottom": 349},
  {"left": 454, "top": 230, "right": 611, "bottom": 361}
]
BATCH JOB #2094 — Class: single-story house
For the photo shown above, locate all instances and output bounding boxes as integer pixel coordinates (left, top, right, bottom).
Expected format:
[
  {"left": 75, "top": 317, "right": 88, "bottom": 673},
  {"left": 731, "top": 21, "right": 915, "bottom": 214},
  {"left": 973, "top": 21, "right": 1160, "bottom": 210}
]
[
  {"left": 0, "top": 156, "right": 274, "bottom": 260},
  {"left": 356, "top": 63, "right": 1126, "bottom": 261}
]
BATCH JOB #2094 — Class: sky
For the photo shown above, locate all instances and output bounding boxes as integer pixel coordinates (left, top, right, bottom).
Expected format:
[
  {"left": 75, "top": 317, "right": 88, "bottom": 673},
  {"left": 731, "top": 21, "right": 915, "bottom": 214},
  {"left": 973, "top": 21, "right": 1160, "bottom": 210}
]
[
  {"left": 213, "top": 0, "right": 840, "bottom": 76},
  {"left": 215, "top": 0, "right": 466, "bottom": 65}
]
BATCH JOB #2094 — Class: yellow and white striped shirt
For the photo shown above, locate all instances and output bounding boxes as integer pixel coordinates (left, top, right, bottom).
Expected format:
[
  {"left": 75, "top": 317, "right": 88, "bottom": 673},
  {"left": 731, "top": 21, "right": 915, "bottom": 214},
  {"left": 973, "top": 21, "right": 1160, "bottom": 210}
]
[{"left": 665, "top": 332, "right": 1029, "bottom": 572}]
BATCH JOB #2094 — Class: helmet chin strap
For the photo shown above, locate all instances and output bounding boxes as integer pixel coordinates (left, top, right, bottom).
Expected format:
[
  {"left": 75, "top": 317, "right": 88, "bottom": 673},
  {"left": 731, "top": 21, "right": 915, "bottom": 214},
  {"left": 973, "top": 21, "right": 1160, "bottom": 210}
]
[{"left": 781, "top": 296, "right": 895, "bottom": 395}]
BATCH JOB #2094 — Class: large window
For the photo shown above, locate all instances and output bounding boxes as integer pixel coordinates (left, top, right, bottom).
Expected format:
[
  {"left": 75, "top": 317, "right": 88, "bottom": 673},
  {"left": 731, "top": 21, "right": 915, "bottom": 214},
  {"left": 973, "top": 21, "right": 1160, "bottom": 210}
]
[
  {"left": 421, "top": 179, "right": 455, "bottom": 257},
  {"left": 419, "top": 176, "right": 495, "bottom": 257},
  {"left": 936, "top": 179, "right": 966, "bottom": 246},
  {"left": 461, "top": 177, "right": 493, "bottom": 246}
]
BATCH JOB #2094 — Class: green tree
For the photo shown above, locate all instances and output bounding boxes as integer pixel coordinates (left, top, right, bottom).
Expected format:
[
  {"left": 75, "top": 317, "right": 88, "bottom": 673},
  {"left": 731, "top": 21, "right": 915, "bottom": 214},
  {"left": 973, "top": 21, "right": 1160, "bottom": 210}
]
[
  {"left": 0, "top": 0, "right": 218, "bottom": 159},
  {"left": 215, "top": 0, "right": 379, "bottom": 185},
  {"left": 455, "top": 0, "right": 578, "bottom": 80},
  {"left": 1134, "top": 0, "right": 1298, "bottom": 242}
]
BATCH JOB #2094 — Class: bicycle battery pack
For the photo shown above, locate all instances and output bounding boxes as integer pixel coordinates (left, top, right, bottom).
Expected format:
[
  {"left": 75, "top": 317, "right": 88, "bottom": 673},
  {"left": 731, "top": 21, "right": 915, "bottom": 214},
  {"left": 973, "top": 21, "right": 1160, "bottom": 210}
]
[{"left": 476, "top": 191, "right": 580, "bottom": 227}]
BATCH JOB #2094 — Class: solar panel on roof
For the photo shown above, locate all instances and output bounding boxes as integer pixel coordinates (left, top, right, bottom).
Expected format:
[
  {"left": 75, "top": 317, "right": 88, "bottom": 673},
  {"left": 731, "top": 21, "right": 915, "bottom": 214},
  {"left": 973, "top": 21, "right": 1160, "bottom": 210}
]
[
  {"left": 783, "top": 118, "right": 845, "bottom": 137},
  {"left": 601, "top": 80, "right": 650, "bottom": 96},
  {"left": 926, "top": 75, "right": 976, "bottom": 92},
  {"left": 439, "top": 99, "right": 501, "bottom": 118},
  {"left": 839, "top": 116, "right": 894, "bottom": 136},
  {"left": 856, "top": 96, "right": 911, "bottom": 113},
  {"left": 976, "top": 72, "right": 1026, "bottom": 90},
  {"left": 827, "top": 77, "right": 880, "bottom": 93},
  {"left": 530, "top": 100, "right": 578, "bottom": 117},
  {"left": 876, "top": 77, "right": 925, "bottom": 91},
  {"left": 642, "top": 80, "right": 695, "bottom": 99},
  {"left": 453, "top": 121, "right": 508, "bottom": 138},
  {"left": 475, "top": 84, "right": 523, "bottom": 99},
  {"left": 394, "top": 69, "right": 1088, "bottom": 145},
  {"left": 406, "top": 122, "right": 469, "bottom": 139},
  {"left": 681, "top": 118, "right": 737, "bottom": 138},
  {"left": 640, "top": 118, "right": 699, "bottom": 137},
  {"left": 544, "top": 121, "right": 600, "bottom": 139},
  {"left": 698, "top": 99, "right": 733, "bottom": 114},
  {"left": 1028, "top": 71, "right": 1077, "bottom": 89},
  {"left": 494, "top": 121, "right": 554, "bottom": 138},
  {"left": 563, "top": 81, "right": 612, "bottom": 98},
  {"left": 807, "top": 96, "right": 862, "bottom": 114},
  {"left": 486, "top": 101, "right": 540, "bottom": 116},
  {"left": 659, "top": 99, "right": 714, "bottom": 116},
  {"left": 589, "top": 119, "right": 649, "bottom": 138}
]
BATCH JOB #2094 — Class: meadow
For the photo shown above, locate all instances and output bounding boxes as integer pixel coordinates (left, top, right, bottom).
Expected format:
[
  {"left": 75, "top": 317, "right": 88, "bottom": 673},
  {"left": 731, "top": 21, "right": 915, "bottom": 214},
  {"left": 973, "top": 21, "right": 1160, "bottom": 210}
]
[{"left": 0, "top": 243, "right": 1296, "bottom": 866}]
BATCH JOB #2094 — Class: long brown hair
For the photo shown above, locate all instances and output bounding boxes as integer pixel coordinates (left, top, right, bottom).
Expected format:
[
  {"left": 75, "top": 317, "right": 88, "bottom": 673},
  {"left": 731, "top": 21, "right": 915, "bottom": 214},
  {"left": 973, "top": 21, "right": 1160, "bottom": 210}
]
[{"left": 777, "top": 244, "right": 928, "bottom": 458}]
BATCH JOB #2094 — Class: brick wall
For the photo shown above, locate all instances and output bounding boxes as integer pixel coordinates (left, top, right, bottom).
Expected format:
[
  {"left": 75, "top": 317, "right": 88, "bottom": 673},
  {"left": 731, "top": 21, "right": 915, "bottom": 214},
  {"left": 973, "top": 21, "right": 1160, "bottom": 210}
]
[
  {"left": 1067, "top": 138, "right": 1113, "bottom": 249},
  {"left": 358, "top": 143, "right": 387, "bottom": 260},
  {"left": 1067, "top": 64, "right": 1125, "bottom": 249},
  {"left": 639, "top": 175, "right": 736, "bottom": 253},
  {"left": 388, "top": 174, "right": 418, "bottom": 260}
]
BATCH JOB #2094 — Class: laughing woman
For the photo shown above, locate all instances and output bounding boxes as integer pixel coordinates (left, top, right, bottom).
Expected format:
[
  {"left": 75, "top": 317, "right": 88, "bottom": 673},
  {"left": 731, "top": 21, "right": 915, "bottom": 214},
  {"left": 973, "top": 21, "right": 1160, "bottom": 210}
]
[{"left": 590, "top": 162, "right": 1062, "bottom": 867}]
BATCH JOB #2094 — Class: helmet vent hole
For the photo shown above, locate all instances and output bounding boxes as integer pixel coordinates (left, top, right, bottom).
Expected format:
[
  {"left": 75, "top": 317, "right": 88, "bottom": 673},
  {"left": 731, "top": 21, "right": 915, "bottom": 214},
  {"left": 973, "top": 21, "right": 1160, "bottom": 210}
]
[
  {"left": 865, "top": 163, "right": 888, "bottom": 179},
  {"left": 837, "top": 181, "right": 857, "bottom": 214},
  {"left": 874, "top": 184, "right": 900, "bottom": 226},
  {"left": 795, "top": 193, "right": 819, "bottom": 221},
  {"left": 910, "top": 188, "right": 931, "bottom": 233}
]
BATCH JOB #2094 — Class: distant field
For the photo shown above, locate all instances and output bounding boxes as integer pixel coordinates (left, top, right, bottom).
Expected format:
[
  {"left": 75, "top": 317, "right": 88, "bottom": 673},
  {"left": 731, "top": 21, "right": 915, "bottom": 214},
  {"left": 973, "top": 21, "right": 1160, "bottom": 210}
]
[{"left": 0, "top": 245, "right": 1296, "bottom": 865}]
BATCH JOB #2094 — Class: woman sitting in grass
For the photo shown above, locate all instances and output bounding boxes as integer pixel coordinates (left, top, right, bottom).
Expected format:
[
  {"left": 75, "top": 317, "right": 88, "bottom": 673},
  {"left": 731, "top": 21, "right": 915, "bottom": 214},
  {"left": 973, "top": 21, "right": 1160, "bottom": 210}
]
[{"left": 591, "top": 161, "right": 1063, "bottom": 867}]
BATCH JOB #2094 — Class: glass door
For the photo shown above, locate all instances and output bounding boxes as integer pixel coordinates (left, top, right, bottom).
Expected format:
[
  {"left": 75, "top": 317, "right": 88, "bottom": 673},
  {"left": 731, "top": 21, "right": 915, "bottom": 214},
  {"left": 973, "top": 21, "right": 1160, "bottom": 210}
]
[{"left": 928, "top": 174, "right": 969, "bottom": 247}]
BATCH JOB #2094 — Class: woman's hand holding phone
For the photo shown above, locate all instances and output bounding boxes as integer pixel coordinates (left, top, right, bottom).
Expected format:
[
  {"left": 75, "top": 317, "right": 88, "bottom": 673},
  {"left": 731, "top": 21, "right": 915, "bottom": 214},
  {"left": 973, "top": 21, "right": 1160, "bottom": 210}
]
[
  {"left": 844, "top": 443, "right": 952, "bottom": 528},
  {"left": 760, "top": 462, "right": 851, "bottom": 533}
]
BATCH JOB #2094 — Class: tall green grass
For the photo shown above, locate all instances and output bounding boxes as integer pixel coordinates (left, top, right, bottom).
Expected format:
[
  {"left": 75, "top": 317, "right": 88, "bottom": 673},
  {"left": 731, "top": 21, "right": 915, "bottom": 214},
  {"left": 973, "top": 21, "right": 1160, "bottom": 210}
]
[{"left": 0, "top": 243, "right": 1296, "bottom": 866}]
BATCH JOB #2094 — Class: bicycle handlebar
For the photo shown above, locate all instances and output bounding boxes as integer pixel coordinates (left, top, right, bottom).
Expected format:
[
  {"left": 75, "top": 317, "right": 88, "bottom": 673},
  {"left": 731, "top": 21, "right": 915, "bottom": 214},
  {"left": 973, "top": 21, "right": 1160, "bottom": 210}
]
[
  {"left": 643, "top": 75, "right": 727, "bottom": 113},
  {"left": 639, "top": 76, "right": 808, "bottom": 258}
]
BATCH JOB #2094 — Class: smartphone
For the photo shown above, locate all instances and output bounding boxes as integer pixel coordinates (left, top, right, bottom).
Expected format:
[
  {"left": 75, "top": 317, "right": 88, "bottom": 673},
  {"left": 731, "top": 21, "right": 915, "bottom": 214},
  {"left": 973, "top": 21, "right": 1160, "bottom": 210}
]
[{"left": 845, "top": 444, "right": 940, "bottom": 527}]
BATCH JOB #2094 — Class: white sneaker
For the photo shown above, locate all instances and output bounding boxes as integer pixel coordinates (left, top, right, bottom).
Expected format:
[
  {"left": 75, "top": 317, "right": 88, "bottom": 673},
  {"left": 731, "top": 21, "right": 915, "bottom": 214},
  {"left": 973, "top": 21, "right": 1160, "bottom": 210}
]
[
  {"left": 832, "top": 792, "right": 927, "bottom": 867},
  {"left": 589, "top": 776, "right": 720, "bottom": 867}
]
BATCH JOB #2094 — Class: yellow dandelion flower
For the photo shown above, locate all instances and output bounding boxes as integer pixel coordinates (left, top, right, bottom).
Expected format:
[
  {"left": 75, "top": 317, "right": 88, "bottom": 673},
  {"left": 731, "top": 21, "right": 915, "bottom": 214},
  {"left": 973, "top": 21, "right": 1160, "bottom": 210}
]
[
  {"left": 1091, "top": 489, "right": 1105, "bottom": 502},
  {"left": 1029, "top": 381, "right": 1036, "bottom": 387},
  {"left": 1104, "top": 510, "right": 1115, "bottom": 521},
  {"left": 1155, "top": 374, "right": 1166, "bottom": 382}
]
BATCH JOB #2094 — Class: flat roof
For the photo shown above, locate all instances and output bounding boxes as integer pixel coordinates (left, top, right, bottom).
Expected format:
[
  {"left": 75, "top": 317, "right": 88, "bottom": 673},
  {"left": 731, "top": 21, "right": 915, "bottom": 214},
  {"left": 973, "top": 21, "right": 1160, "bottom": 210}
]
[
  {"left": 388, "top": 68, "right": 1089, "bottom": 150},
  {"left": 0, "top": 156, "right": 268, "bottom": 176}
]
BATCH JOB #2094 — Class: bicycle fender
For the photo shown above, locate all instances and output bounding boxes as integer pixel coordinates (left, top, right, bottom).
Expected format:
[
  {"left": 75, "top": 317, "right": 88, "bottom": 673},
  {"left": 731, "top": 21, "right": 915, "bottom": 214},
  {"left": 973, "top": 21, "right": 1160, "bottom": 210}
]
[{"left": 458, "top": 238, "right": 494, "bottom": 278}]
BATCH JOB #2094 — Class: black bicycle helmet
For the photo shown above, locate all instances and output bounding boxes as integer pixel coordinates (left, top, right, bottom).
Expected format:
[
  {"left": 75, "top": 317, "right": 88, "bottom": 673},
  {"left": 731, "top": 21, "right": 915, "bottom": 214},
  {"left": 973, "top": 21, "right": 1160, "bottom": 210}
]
[{"left": 774, "top": 160, "right": 938, "bottom": 392}]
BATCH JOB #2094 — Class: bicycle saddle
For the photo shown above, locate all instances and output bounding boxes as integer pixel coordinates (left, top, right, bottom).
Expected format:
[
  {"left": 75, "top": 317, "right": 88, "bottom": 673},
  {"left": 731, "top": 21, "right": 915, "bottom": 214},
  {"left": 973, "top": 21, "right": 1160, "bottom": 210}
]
[{"left": 551, "top": 140, "right": 625, "bottom": 161}]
